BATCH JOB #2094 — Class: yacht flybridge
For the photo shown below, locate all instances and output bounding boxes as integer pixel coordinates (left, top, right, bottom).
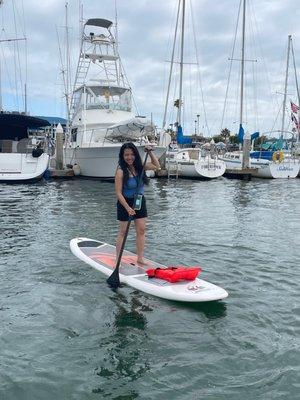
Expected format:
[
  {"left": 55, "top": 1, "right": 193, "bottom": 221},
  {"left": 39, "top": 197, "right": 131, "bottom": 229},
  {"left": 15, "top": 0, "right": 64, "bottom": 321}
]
[{"left": 64, "top": 18, "right": 165, "bottom": 178}]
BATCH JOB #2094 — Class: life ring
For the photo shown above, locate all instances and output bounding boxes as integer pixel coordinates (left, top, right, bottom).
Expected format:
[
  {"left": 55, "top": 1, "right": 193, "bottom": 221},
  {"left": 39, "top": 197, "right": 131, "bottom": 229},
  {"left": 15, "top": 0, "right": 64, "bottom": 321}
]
[{"left": 272, "top": 151, "right": 284, "bottom": 163}]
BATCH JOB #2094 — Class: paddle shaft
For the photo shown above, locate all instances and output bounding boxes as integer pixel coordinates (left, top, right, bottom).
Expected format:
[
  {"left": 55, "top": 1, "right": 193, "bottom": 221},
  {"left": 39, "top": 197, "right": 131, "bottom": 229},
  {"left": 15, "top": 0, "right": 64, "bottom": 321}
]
[{"left": 107, "top": 151, "right": 150, "bottom": 288}]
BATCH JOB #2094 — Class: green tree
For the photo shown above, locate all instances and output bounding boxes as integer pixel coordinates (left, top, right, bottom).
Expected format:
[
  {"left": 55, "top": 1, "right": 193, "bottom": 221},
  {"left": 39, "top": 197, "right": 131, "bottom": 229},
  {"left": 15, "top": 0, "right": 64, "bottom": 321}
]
[
  {"left": 212, "top": 134, "right": 224, "bottom": 142},
  {"left": 221, "top": 128, "right": 231, "bottom": 142},
  {"left": 213, "top": 128, "right": 232, "bottom": 143},
  {"left": 228, "top": 134, "right": 239, "bottom": 144}
]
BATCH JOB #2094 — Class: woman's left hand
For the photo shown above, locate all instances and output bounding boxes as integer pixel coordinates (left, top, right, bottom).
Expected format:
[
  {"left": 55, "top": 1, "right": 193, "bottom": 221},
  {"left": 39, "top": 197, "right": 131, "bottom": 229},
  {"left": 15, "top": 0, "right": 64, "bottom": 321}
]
[{"left": 144, "top": 145, "right": 153, "bottom": 153}]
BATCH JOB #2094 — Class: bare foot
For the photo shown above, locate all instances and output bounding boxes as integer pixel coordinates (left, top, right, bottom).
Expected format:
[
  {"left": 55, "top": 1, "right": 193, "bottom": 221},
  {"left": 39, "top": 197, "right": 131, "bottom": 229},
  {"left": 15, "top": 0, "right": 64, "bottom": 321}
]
[{"left": 137, "top": 258, "right": 147, "bottom": 265}]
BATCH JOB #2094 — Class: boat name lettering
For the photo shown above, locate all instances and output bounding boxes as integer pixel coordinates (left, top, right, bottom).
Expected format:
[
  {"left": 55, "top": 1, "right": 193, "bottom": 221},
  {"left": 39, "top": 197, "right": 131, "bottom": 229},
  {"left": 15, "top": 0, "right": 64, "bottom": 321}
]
[
  {"left": 277, "top": 166, "right": 294, "bottom": 171},
  {"left": 202, "top": 165, "right": 221, "bottom": 170}
]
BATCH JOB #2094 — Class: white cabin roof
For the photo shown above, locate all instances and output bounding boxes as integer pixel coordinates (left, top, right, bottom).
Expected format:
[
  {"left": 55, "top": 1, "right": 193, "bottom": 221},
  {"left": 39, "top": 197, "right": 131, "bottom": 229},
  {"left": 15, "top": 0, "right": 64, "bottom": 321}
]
[{"left": 74, "top": 84, "right": 131, "bottom": 96}]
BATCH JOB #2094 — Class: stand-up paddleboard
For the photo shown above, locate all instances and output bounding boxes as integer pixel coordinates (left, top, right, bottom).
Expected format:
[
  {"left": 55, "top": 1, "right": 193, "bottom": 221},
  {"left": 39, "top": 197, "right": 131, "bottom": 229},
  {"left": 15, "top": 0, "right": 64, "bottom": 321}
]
[{"left": 70, "top": 238, "right": 228, "bottom": 302}]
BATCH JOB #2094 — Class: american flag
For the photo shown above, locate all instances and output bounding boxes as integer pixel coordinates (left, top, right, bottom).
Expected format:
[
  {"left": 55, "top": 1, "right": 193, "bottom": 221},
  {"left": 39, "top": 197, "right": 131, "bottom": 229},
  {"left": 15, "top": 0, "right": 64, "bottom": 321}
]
[
  {"left": 291, "top": 113, "right": 299, "bottom": 130},
  {"left": 290, "top": 101, "right": 300, "bottom": 113}
]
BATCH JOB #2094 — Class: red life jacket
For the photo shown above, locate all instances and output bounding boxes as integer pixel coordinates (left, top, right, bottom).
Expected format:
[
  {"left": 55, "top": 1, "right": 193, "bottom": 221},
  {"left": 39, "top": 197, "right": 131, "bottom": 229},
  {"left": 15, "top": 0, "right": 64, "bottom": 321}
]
[{"left": 146, "top": 266, "right": 201, "bottom": 283}]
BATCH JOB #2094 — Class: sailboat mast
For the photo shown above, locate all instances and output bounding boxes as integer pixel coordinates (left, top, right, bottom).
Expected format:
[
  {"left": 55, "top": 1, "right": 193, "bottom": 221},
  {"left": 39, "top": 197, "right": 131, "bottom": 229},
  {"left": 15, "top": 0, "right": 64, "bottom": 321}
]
[
  {"left": 0, "top": 58, "right": 2, "bottom": 111},
  {"left": 114, "top": 0, "right": 122, "bottom": 84},
  {"left": 0, "top": 1, "right": 3, "bottom": 110},
  {"left": 162, "top": 0, "right": 181, "bottom": 129},
  {"left": 177, "top": 0, "right": 185, "bottom": 127},
  {"left": 0, "top": 1, "right": 26, "bottom": 113},
  {"left": 239, "top": 0, "right": 246, "bottom": 126},
  {"left": 240, "top": 0, "right": 252, "bottom": 169},
  {"left": 65, "top": 1, "right": 72, "bottom": 130},
  {"left": 290, "top": 37, "right": 300, "bottom": 142},
  {"left": 24, "top": 83, "right": 27, "bottom": 113},
  {"left": 281, "top": 35, "right": 291, "bottom": 134}
]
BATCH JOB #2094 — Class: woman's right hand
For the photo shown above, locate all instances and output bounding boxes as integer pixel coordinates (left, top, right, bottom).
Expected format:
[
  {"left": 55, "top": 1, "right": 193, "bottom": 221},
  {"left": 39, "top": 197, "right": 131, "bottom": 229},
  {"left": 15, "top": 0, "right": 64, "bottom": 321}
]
[{"left": 126, "top": 207, "right": 136, "bottom": 216}]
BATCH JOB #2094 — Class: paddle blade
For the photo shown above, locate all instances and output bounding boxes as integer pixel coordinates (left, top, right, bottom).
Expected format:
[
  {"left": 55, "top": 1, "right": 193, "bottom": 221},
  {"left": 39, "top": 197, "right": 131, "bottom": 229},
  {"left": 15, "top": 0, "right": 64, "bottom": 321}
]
[{"left": 106, "top": 267, "right": 120, "bottom": 288}]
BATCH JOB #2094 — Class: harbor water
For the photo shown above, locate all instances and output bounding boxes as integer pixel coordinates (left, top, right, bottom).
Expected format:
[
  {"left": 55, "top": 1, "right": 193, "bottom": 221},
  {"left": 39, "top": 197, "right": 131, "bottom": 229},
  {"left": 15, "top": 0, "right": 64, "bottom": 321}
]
[{"left": 0, "top": 177, "right": 299, "bottom": 399}]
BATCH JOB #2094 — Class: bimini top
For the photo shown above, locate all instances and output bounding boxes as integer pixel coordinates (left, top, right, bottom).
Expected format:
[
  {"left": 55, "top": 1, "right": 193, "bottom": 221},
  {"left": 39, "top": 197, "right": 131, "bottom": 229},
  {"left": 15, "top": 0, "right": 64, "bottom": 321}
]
[
  {"left": 85, "top": 19, "right": 113, "bottom": 29},
  {"left": 0, "top": 112, "right": 50, "bottom": 140}
]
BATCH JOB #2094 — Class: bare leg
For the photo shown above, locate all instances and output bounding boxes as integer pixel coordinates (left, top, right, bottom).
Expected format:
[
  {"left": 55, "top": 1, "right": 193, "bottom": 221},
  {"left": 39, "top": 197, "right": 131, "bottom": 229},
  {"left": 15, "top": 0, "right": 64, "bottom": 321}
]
[
  {"left": 116, "top": 221, "right": 128, "bottom": 264},
  {"left": 134, "top": 218, "right": 147, "bottom": 264}
]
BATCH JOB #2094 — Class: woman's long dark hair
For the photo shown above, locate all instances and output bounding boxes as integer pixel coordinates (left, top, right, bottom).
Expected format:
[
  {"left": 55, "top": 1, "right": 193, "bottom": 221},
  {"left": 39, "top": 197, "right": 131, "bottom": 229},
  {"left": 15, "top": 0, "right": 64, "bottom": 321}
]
[{"left": 118, "top": 142, "right": 148, "bottom": 186}]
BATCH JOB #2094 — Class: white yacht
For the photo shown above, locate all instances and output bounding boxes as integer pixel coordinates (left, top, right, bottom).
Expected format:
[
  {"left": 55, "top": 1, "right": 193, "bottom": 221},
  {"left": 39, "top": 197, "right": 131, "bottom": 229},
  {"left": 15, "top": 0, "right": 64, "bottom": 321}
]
[
  {"left": 64, "top": 18, "right": 166, "bottom": 179},
  {"left": 0, "top": 113, "right": 50, "bottom": 182}
]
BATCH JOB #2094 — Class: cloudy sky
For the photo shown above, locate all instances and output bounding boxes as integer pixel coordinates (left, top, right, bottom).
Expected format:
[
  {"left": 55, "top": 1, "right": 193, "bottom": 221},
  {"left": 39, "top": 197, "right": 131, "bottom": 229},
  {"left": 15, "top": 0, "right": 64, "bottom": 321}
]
[{"left": 1, "top": 0, "right": 300, "bottom": 137}]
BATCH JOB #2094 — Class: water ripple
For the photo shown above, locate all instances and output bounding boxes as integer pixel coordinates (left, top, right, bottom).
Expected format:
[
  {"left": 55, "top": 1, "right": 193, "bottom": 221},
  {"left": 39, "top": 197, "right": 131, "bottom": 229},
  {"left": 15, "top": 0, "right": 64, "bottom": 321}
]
[{"left": 0, "top": 178, "right": 299, "bottom": 399}]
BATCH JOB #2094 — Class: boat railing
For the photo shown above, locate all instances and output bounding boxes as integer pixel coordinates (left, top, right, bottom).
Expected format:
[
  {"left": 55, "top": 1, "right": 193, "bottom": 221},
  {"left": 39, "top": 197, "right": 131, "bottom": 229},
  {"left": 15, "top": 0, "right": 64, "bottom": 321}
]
[
  {"left": 73, "top": 126, "right": 152, "bottom": 147},
  {"left": 86, "top": 102, "right": 131, "bottom": 112}
]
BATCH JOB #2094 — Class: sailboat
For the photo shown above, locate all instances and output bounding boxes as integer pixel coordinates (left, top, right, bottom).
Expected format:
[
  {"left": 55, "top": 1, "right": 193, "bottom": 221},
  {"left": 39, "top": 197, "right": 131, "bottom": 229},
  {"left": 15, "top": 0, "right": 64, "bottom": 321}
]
[
  {"left": 163, "top": 0, "right": 226, "bottom": 179},
  {"left": 220, "top": 1, "right": 299, "bottom": 179},
  {"left": 64, "top": 17, "right": 166, "bottom": 179},
  {"left": 0, "top": 1, "right": 50, "bottom": 182}
]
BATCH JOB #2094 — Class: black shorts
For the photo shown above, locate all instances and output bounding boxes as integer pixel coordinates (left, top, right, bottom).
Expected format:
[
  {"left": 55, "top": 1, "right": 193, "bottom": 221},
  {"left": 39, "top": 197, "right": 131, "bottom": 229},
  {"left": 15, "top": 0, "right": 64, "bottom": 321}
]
[{"left": 117, "top": 196, "right": 148, "bottom": 221}]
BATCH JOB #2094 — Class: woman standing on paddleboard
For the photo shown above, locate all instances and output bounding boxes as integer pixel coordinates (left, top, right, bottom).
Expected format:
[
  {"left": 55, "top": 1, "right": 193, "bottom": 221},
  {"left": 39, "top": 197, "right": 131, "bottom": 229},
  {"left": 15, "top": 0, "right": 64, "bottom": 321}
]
[{"left": 115, "top": 142, "right": 160, "bottom": 264}]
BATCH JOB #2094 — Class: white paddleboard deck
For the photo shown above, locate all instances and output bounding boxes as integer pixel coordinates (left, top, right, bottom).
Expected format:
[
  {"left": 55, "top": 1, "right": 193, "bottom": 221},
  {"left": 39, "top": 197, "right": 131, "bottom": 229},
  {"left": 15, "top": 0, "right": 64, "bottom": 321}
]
[{"left": 70, "top": 237, "right": 228, "bottom": 302}]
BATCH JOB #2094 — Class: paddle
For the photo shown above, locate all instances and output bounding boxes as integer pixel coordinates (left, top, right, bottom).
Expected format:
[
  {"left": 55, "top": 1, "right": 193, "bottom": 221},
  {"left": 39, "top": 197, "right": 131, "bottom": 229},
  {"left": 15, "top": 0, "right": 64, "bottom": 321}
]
[{"left": 107, "top": 150, "right": 150, "bottom": 288}]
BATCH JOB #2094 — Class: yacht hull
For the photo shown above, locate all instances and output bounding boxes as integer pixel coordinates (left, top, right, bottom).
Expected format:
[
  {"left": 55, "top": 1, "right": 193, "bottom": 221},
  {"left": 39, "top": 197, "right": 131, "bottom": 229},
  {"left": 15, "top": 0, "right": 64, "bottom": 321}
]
[
  {"left": 64, "top": 144, "right": 166, "bottom": 179},
  {"left": 220, "top": 155, "right": 300, "bottom": 179},
  {"left": 0, "top": 153, "right": 49, "bottom": 182},
  {"left": 168, "top": 159, "right": 225, "bottom": 179},
  {"left": 167, "top": 149, "right": 226, "bottom": 179}
]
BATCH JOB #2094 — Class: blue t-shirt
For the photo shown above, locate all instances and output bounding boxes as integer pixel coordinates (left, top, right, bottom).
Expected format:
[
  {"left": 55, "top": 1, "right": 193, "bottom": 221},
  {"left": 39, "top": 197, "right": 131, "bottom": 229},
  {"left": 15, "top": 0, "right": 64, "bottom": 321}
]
[{"left": 123, "top": 176, "right": 144, "bottom": 198}]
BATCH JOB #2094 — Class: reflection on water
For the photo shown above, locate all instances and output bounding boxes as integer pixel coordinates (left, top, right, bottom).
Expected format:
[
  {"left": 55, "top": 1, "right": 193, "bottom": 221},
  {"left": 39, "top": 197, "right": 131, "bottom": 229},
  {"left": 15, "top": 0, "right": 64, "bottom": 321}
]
[
  {"left": 232, "top": 180, "right": 253, "bottom": 208},
  {"left": 0, "top": 178, "right": 299, "bottom": 399},
  {"left": 92, "top": 292, "right": 150, "bottom": 398},
  {"left": 174, "top": 299, "right": 227, "bottom": 319}
]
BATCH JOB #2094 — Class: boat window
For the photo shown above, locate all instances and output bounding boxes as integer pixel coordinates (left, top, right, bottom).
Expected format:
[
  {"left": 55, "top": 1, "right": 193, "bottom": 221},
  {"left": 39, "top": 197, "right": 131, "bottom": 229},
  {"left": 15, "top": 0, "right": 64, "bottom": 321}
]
[
  {"left": 16, "top": 138, "right": 30, "bottom": 153},
  {"left": 71, "top": 128, "right": 77, "bottom": 142},
  {"left": 1, "top": 140, "right": 12, "bottom": 153},
  {"left": 75, "top": 86, "right": 132, "bottom": 113}
]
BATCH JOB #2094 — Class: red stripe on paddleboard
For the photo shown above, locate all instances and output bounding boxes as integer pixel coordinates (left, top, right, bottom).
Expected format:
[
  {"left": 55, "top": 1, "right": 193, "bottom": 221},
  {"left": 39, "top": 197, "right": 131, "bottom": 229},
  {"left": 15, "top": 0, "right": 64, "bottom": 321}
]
[{"left": 89, "top": 252, "right": 148, "bottom": 271}]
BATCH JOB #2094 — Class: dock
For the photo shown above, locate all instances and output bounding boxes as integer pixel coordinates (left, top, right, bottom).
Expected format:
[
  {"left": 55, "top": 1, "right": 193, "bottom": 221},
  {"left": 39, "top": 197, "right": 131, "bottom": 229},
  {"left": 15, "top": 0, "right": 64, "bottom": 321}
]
[
  {"left": 224, "top": 168, "right": 258, "bottom": 180},
  {"left": 48, "top": 168, "right": 74, "bottom": 179}
]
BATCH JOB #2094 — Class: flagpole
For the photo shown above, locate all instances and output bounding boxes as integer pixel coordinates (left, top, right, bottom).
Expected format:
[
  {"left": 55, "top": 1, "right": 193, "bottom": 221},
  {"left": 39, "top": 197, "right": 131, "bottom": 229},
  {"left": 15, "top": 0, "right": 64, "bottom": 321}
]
[
  {"left": 281, "top": 35, "right": 291, "bottom": 136},
  {"left": 290, "top": 37, "right": 300, "bottom": 142}
]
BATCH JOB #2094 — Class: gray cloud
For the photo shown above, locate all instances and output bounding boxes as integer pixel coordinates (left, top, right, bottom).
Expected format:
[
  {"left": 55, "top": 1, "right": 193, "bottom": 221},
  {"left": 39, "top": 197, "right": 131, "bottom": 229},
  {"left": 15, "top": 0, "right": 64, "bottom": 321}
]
[{"left": 1, "top": 0, "right": 299, "bottom": 137}]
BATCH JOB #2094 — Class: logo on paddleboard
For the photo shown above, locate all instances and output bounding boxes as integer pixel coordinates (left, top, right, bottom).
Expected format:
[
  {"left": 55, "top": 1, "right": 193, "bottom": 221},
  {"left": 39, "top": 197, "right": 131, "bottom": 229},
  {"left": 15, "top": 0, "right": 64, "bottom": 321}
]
[{"left": 187, "top": 284, "right": 203, "bottom": 292}]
